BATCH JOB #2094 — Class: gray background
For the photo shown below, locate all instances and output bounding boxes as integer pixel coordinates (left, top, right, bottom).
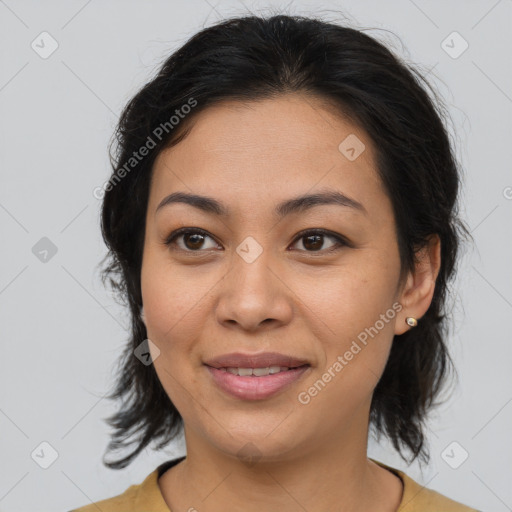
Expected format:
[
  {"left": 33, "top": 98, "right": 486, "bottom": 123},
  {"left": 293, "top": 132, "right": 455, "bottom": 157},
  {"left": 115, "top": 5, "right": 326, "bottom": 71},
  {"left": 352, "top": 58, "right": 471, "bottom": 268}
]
[{"left": 0, "top": 0, "right": 511, "bottom": 510}]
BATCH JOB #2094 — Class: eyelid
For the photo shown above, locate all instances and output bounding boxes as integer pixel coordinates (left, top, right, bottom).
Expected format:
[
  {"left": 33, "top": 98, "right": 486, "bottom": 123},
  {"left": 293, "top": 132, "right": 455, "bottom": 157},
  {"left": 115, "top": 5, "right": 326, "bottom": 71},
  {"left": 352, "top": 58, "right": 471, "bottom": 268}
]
[{"left": 164, "top": 227, "right": 351, "bottom": 253}]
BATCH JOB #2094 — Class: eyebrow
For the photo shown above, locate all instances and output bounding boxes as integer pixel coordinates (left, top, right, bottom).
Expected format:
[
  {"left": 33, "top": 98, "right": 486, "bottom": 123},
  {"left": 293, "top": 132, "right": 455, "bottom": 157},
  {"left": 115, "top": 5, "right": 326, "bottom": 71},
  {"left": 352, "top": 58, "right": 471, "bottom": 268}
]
[{"left": 155, "top": 189, "right": 367, "bottom": 218}]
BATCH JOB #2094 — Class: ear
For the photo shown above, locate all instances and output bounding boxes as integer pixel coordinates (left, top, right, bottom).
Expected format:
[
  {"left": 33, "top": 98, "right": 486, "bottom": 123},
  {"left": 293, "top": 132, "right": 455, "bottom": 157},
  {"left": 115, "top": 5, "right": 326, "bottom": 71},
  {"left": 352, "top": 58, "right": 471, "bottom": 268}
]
[
  {"left": 394, "top": 234, "right": 441, "bottom": 335},
  {"left": 140, "top": 305, "right": 146, "bottom": 325}
]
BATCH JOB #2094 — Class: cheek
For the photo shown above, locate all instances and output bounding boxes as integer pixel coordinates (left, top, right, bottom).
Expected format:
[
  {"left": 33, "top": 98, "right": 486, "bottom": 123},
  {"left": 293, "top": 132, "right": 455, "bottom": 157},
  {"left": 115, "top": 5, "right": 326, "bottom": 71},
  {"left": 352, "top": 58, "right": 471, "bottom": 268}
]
[
  {"left": 304, "top": 259, "right": 399, "bottom": 336},
  {"left": 298, "top": 283, "right": 397, "bottom": 426},
  {"left": 300, "top": 255, "right": 400, "bottom": 386},
  {"left": 141, "top": 254, "right": 214, "bottom": 343}
]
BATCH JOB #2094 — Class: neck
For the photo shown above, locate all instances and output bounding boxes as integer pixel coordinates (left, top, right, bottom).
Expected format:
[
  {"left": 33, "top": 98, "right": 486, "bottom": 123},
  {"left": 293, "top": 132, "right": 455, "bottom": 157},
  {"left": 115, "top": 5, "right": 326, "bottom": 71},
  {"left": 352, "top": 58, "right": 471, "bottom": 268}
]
[{"left": 159, "top": 406, "right": 403, "bottom": 512}]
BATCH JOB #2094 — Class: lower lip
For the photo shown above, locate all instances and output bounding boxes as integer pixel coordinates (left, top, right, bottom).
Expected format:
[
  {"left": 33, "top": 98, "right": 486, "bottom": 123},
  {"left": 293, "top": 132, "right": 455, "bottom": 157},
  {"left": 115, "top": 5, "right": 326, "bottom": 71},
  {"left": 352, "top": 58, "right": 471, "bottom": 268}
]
[{"left": 206, "top": 365, "right": 310, "bottom": 400}]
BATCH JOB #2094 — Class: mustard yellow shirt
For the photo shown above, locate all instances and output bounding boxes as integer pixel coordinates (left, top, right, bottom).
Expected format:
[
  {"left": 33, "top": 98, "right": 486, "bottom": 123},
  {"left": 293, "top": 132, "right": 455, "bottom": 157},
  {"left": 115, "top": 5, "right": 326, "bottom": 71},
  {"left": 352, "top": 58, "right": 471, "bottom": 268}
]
[{"left": 70, "top": 456, "right": 480, "bottom": 511}]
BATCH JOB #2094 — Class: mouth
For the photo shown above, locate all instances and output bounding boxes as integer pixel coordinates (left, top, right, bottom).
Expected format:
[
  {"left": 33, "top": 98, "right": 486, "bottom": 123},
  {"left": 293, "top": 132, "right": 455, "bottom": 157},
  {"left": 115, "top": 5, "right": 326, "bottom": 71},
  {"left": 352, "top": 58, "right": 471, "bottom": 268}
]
[
  {"left": 203, "top": 351, "right": 310, "bottom": 370},
  {"left": 203, "top": 352, "right": 311, "bottom": 400},
  {"left": 209, "top": 365, "right": 308, "bottom": 376}
]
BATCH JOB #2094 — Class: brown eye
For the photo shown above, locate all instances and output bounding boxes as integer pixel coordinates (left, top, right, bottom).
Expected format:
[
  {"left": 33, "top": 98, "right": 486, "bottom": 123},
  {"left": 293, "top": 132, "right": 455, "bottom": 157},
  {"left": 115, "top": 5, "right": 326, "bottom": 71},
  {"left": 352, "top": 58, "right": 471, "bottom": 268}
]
[
  {"left": 182, "top": 232, "right": 206, "bottom": 250},
  {"left": 165, "top": 228, "right": 219, "bottom": 252},
  {"left": 291, "top": 229, "right": 348, "bottom": 253},
  {"left": 302, "top": 233, "right": 325, "bottom": 251}
]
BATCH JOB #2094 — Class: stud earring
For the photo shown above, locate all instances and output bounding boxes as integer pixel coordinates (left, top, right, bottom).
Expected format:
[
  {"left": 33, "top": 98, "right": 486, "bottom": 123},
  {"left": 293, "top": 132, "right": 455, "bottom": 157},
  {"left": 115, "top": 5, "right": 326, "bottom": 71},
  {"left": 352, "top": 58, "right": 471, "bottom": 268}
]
[{"left": 405, "top": 317, "right": 418, "bottom": 327}]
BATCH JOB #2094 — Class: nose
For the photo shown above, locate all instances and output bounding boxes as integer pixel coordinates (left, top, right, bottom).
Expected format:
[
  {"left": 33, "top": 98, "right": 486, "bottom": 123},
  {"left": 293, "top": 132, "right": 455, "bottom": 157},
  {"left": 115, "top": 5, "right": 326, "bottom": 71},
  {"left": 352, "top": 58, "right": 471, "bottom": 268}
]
[{"left": 215, "top": 247, "right": 294, "bottom": 333}]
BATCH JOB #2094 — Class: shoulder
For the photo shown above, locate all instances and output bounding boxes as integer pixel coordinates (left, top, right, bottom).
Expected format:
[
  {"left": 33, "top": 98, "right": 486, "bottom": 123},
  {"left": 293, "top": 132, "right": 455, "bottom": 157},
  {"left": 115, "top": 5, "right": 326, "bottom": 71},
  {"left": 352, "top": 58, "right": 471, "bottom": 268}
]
[
  {"left": 69, "top": 468, "right": 170, "bottom": 512},
  {"left": 69, "top": 482, "right": 140, "bottom": 512},
  {"left": 399, "top": 471, "right": 480, "bottom": 511},
  {"left": 371, "top": 458, "right": 480, "bottom": 512}
]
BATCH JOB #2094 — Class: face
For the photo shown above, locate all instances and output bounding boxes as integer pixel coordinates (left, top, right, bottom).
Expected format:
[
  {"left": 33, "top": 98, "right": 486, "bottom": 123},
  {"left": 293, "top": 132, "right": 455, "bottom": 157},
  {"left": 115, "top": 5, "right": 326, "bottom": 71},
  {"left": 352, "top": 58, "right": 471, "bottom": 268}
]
[{"left": 140, "top": 93, "right": 407, "bottom": 463}]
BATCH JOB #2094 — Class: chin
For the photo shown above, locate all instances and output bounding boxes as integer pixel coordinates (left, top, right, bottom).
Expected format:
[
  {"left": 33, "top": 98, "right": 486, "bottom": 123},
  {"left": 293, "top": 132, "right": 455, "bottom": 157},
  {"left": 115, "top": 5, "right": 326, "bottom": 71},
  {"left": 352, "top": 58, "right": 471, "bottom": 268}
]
[{"left": 204, "top": 424, "right": 309, "bottom": 466}]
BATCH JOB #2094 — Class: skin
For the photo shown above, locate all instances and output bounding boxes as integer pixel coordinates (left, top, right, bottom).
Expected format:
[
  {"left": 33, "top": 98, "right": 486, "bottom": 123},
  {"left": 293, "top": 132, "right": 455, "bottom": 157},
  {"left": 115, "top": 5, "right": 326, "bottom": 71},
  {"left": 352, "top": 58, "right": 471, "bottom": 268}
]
[{"left": 140, "top": 93, "right": 441, "bottom": 512}]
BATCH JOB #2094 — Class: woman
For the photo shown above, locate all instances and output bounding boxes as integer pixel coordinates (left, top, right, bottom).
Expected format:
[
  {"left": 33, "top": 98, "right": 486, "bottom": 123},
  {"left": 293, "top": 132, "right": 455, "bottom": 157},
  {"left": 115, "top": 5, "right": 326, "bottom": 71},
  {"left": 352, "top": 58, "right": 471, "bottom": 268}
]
[{"left": 71, "top": 13, "right": 479, "bottom": 512}]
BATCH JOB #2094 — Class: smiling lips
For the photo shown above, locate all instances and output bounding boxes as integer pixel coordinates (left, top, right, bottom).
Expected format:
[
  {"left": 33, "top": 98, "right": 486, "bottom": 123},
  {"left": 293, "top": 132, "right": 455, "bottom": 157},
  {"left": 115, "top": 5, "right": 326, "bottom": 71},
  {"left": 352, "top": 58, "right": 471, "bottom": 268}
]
[
  {"left": 204, "top": 351, "right": 311, "bottom": 400},
  {"left": 204, "top": 351, "right": 309, "bottom": 369}
]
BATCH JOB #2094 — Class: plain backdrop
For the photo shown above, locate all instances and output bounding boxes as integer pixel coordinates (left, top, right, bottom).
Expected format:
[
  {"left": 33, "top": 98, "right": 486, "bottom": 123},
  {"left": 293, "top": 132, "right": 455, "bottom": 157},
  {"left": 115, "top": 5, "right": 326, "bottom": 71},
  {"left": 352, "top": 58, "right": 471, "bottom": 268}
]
[{"left": 0, "top": 1, "right": 511, "bottom": 511}]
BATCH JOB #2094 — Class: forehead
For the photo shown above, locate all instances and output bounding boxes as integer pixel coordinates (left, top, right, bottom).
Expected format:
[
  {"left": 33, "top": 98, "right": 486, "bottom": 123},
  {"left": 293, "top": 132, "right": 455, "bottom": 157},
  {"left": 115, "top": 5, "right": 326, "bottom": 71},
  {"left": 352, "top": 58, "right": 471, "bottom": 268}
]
[{"left": 150, "top": 94, "right": 386, "bottom": 220}]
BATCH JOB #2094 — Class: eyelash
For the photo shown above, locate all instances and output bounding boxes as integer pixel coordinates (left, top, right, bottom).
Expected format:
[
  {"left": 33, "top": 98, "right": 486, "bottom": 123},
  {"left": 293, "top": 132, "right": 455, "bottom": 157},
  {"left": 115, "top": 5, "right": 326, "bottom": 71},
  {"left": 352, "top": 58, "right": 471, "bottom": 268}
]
[{"left": 163, "top": 227, "right": 350, "bottom": 255}]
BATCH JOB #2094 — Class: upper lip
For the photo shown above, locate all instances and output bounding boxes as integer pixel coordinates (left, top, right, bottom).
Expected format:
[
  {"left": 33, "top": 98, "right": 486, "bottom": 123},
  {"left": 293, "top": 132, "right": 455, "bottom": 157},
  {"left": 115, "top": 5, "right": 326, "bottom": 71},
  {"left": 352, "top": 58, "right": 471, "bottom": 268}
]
[{"left": 204, "top": 351, "right": 310, "bottom": 369}]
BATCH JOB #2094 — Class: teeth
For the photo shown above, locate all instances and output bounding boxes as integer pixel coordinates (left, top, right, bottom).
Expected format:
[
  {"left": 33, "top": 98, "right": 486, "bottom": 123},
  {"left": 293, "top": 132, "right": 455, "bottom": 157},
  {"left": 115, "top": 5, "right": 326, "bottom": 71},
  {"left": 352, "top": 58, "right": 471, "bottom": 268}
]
[{"left": 224, "top": 366, "right": 290, "bottom": 376}]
